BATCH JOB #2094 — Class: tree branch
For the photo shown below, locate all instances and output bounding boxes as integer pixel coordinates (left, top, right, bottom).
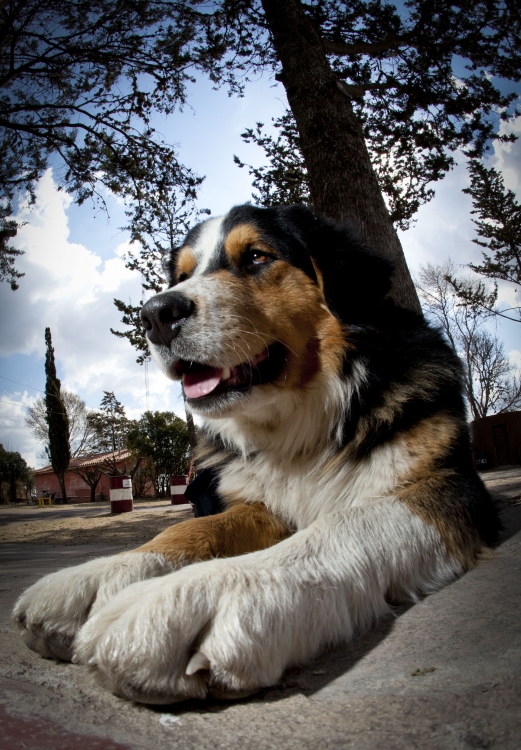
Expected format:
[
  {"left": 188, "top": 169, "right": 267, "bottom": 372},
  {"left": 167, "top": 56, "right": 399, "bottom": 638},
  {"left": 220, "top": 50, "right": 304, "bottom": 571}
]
[{"left": 323, "top": 37, "right": 407, "bottom": 57}]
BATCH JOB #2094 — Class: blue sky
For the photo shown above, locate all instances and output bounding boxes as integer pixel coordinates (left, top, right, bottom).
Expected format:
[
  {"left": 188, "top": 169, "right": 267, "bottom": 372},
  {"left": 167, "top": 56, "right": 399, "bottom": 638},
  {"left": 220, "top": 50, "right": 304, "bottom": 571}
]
[{"left": 1, "top": 75, "right": 520, "bottom": 467}]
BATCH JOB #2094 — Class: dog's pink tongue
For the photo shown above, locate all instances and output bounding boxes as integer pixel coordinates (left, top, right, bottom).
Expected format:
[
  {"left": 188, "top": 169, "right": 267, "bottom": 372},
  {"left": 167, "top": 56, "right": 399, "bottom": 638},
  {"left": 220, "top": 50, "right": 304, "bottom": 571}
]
[{"left": 183, "top": 368, "right": 223, "bottom": 399}]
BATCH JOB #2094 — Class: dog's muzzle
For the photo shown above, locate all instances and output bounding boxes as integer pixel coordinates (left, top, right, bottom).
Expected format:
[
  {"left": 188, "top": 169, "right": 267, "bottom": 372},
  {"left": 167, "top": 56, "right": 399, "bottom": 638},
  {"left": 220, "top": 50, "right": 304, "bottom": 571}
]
[{"left": 141, "top": 292, "right": 194, "bottom": 347}]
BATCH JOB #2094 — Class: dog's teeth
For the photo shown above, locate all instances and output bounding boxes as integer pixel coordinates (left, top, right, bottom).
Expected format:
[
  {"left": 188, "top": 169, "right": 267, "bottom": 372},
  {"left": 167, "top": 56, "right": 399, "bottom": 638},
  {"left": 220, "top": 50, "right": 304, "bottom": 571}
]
[{"left": 221, "top": 367, "right": 231, "bottom": 381}]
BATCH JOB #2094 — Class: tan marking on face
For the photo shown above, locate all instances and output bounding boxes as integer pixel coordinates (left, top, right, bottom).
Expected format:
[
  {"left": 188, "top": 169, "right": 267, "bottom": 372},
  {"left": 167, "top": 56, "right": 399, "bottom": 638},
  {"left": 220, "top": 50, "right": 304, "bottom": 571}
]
[
  {"left": 176, "top": 246, "right": 197, "bottom": 282},
  {"left": 223, "top": 223, "right": 272, "bottom": 265},
  {"left": 136, "top": 502, "right": 292, "bottom": 565},
  {"left": 395, "top": 414, "right": 482, "bottom": 570},
  {"left": 206, "top": 259, "right": 347, "bottom": 388}
]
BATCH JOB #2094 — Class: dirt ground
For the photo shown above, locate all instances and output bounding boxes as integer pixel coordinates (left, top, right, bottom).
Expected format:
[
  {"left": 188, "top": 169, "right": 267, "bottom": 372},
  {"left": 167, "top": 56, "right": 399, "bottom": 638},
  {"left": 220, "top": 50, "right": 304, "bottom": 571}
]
[
  {"left": 1, "top": 467, "right": 520, "bottom": 749},
  {"left": 0, "top": 500, "right": 194, "bottom": 547},
  {"left": 1, "top": 466, "right": 520, "bottom": 549}
]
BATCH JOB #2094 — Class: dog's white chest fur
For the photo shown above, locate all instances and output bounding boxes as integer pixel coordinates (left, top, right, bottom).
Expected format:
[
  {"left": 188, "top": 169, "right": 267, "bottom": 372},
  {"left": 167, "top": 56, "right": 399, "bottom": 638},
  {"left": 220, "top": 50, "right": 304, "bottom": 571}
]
[{"left": 218, "top": 438, "right": 413, "bottom": 529}]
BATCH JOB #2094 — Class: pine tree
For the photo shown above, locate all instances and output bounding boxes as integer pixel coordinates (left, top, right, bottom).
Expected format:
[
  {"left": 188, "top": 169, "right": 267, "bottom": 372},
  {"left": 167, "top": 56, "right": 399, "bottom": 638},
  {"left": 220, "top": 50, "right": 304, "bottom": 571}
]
[
  {"left": 3, "top": 2, "right": 520, "bottom": 313},
  {"left": 44, "top": 328, "right": 71, "bottom": 502}
]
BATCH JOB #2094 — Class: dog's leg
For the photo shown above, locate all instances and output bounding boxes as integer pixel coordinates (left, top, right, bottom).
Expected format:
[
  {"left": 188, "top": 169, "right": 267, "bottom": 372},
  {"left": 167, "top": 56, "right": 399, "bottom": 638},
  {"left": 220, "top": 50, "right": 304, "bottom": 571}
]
[
  {"left": 136, "top": 502, "right": 291, "bottom": 563},
  {"left": 74, "top": 496, "right": 471, "bottom": 704},
  {"left": 12, "top": 502, "right": 290, "bottom": 661}
]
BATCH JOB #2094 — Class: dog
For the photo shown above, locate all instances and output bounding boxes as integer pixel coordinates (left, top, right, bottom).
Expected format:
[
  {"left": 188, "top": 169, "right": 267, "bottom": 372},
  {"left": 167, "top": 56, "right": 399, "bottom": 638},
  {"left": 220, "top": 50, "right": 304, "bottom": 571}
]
[{"left": 13, "top": 204, "right": 499, "bottom": 703}]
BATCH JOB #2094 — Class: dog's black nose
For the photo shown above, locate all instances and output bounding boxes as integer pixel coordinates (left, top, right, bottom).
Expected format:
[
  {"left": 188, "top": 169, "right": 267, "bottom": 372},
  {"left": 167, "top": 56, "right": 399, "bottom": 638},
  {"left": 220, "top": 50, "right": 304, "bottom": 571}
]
[{"left": 141, "top": 292, "right": 194, "bottom": 346}]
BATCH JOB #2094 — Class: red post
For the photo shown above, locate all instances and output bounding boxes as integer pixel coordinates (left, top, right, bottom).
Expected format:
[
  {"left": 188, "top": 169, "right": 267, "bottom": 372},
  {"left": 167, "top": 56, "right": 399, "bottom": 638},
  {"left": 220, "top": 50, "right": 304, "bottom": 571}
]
[
  {"left": 109, "top": 476, "right": 133, "bottom": 513},
  {"left": 170, "top": 476, "right": 188, "bottom": 505}
]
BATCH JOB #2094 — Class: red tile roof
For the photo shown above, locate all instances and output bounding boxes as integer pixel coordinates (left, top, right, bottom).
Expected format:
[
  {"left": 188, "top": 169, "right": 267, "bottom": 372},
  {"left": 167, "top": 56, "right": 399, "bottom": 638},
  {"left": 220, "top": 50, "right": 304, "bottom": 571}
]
[{"left": 34, "top": 448, "right": 132, "bottom": 475}]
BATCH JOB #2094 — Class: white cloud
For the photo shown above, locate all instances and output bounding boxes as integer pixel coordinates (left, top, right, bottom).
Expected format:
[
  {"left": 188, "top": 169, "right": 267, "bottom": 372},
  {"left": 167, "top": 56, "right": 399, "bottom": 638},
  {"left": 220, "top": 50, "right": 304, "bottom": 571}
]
[
  {"left": 399, "top": 158, "right": 477, "bottom": 275},
  {"left": 0, "top": 391, "right": 41, "bottom": 467},
  {"left": 0, "top": 170, "right": 187, "bottom": 464},
  {"left": 509, "top": 349, "right": 521, "bottom": 372},
  {"left": 488, "top": 114, "right": 521, "bottom": 195}
]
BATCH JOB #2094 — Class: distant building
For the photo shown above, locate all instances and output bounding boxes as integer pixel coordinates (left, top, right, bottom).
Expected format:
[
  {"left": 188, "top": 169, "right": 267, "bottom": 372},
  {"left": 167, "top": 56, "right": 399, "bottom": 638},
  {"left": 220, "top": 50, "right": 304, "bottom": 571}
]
[
  {"left": 33, "top": 449, "right": 148, "bottom": 502},
  {"left": 471, "top": 411, "right": 521, "bottom": 471}
]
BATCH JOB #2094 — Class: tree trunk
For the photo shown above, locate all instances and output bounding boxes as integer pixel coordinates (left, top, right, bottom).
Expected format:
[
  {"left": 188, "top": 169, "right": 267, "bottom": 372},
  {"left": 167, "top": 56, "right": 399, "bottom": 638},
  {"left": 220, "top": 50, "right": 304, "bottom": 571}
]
[
  {"left": 260, "top": 0, "right": 421, "bottom": 314},
  {"left": 58, "top": 472, "right": 67, "bottom": 504},
  {"left": 184, "top": 394, "right": 197, "bottom": 451},
  {"left": 10, "top": 477, "right": 17, "bottom": 504}
]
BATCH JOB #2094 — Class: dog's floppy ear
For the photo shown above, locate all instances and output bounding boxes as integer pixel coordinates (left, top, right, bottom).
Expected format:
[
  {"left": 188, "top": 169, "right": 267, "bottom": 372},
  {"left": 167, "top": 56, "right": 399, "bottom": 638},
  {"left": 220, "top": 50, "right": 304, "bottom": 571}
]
[{"left": 280, "top": 205, "right": 394, "bottom": 324}]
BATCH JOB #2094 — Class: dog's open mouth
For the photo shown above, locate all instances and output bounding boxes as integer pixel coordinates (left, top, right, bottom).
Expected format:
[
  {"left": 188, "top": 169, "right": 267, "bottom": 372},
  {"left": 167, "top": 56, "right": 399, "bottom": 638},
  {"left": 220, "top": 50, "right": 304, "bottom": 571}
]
[{"left": 175, "top": 343, "right": 287, "bottom": 402}]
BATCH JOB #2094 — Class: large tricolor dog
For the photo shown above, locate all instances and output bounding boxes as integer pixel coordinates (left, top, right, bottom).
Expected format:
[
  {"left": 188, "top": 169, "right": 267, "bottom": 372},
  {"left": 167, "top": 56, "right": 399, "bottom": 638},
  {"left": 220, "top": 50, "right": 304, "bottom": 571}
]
[{"left": 14, "top": 204, "right": 499, "bottom": 703}]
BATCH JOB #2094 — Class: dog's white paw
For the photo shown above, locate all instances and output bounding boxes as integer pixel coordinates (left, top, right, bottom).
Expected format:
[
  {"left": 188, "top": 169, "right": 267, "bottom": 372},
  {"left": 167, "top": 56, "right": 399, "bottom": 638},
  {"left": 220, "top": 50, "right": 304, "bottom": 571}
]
[
  {"left": 73, "top": 559, "right": 294, "bottom": 704},
  {"left": 12, "top": 552, "right": 173, "bottom": 661}
]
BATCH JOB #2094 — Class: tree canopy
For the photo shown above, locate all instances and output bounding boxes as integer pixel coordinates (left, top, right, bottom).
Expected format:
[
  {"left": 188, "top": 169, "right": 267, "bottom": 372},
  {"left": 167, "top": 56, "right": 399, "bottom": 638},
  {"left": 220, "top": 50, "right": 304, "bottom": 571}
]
[
  {"left": 0, "top": 0, "right": 202, "bottom": 289},
  {"left": 127, "top": 410, "right": 190, "bottom": 497},
  {"left": 446, "top": 159, "right": 521, "bottom": 323},
  {"left": 0, "top": 444, "right": 32, "bottom": 503},
  {"left": 2, "top": 2, "right": 520, "bottom": 319}
]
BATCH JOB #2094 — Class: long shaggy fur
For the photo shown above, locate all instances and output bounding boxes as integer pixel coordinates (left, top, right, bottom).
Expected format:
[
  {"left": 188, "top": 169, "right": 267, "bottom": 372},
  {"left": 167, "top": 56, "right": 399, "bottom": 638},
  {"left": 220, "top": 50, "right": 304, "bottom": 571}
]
[{"left": 13, "top": 204, "right": 499, "bottom": 704}]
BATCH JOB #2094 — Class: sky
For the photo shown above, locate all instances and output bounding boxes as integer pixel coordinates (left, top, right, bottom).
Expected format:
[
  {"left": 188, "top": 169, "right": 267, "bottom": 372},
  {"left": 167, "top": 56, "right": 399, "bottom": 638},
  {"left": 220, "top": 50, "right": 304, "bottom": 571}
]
[{"left": 1, "top": 75, "right": 520, "bottom": 468}]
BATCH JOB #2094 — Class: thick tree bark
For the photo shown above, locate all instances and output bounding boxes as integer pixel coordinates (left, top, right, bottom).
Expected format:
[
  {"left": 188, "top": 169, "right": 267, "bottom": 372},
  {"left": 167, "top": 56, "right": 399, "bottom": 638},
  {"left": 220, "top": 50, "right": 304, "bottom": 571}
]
[
  {"left": 261, "top": 0, "right": 421, "bottom": 314},
  {"left": 58, "top": 472, "right": 67, "bottom": 504}
]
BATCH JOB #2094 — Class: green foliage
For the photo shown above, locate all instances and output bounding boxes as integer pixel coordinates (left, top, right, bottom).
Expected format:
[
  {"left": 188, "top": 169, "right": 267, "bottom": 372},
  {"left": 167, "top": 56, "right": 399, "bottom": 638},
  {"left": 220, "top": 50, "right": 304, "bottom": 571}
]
[
  {"left": 451, "top": 159, "right": 521, "bottom": 322},
  {"left": 0, "top": 0, "right": 211, "bottom": 290},
  {"left": 111, "top": 0, "right": 521, "bottom": 358},
  {"left": 126, "top": 411, "right": 190, "bottom": 497},
  {"left": 235, "top": 1, "right": 520, "bottom": 230},
  {"left": 87, "top": 391, "right": 139, "bottom": 476},
  {"left": 320, "top": 0, "right": 519, "bottom": 210},
  {"left": 234, "top": 111, "right": 309, "bottom": 207},
  {"left": 0, "top": 208, "right": 23, "bottom": 289},
  {"left": 88, "top": 392, "right": 131, "bottom": 448},
  {"left": 0, "top": 444, "right": 32, "bottom": 503},
  {"left": 44, "top": 328, "right": 71, "bottom": 498},
  {"left": 111, "top": 184, "right": 210, "bottom": 363}
]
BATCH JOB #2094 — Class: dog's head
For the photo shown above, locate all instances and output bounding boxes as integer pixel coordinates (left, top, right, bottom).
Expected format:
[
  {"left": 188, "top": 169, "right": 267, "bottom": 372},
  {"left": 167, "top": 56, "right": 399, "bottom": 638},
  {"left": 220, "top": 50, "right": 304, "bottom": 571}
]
[{"left": 141, "top": 204, "right": 393, "bottom": 417}]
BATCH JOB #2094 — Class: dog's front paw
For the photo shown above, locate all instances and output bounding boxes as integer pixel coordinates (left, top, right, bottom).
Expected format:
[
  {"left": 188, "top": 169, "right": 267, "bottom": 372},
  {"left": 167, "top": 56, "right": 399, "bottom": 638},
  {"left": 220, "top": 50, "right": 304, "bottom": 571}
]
[
  {"left": 12, "top": 552, "right": 173, "bottom": 661},
  {"left": 74, "top": 560, "right": 293, "bottom": 704}
]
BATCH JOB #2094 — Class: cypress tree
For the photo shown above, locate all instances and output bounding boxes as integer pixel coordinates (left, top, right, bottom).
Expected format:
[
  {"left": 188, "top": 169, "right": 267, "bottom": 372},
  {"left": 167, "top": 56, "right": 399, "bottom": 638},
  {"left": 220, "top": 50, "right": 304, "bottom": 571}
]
[{"left": 44, "top": 328, "right": 71, "bottom": 503}]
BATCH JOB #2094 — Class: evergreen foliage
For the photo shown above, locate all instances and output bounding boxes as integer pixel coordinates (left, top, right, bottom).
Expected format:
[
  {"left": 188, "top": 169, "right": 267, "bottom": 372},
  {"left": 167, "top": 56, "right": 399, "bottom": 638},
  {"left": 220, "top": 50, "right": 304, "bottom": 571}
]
[
  {"left": 447, "top": 159, "right": 521, "bottom": 322},
  {"left": 0, "top": 445, "right": 32, "bottom": 503},
  {"left": 126, "top": 411, "right": 190, "bottom": 497},
  {"left": 2, "top": 2, "right": 520, "bottom": 316},
  {"left": 87, "top": 392, "right": 137, "bottom": 476},
  {"left": 0, "top": 0, "right": 204, "bottom": 290},
  {"left": 44, "top": 327, "right": 71, "bottom": 502}
]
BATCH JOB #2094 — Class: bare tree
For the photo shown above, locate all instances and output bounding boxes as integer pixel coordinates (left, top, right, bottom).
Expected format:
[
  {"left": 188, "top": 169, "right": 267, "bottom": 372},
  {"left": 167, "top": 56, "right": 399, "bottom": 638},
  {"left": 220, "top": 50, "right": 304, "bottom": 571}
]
[
  {"left": 417, "top": 261, "right": 521, "bottom": 420},
  {"left": 70, "top": 463, "right": 103, "bottom": 503},
  {"left": 466, "top": 332, "right": 521, "bottom": 418},
  {"left": 25, "top": 390, "right": 96, "bottom": 458}
]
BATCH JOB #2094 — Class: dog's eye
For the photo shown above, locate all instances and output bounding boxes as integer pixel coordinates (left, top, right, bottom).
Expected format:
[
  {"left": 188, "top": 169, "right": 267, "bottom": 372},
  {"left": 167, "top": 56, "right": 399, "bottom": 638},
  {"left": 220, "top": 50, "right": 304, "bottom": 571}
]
[
  {"left": 247, "top": 249, "right": 273, "bottom": 266},
  {"left": 178, "top": 272, "right": 189, "bottom": 283}
]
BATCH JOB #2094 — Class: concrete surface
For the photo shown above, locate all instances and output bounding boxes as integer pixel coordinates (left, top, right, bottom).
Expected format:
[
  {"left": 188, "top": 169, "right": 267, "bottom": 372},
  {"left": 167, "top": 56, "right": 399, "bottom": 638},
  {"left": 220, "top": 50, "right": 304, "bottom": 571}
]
[{"left": 1, "top": 468, "right": 520, "bottom": 749}]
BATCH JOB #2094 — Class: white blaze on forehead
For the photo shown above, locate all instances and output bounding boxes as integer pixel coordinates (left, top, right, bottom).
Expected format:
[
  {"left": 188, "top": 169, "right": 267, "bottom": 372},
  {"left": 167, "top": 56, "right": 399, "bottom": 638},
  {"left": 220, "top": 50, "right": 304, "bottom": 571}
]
[{"left": 193, "top": 216, "right": 225, "bottom": 274}]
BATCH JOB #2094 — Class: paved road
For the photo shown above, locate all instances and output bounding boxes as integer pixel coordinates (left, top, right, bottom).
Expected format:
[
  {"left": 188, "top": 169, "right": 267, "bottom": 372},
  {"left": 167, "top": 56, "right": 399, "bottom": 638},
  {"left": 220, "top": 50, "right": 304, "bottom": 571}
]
[{"left": 0, "top": 471, "right": 520, "bottom": 749}]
